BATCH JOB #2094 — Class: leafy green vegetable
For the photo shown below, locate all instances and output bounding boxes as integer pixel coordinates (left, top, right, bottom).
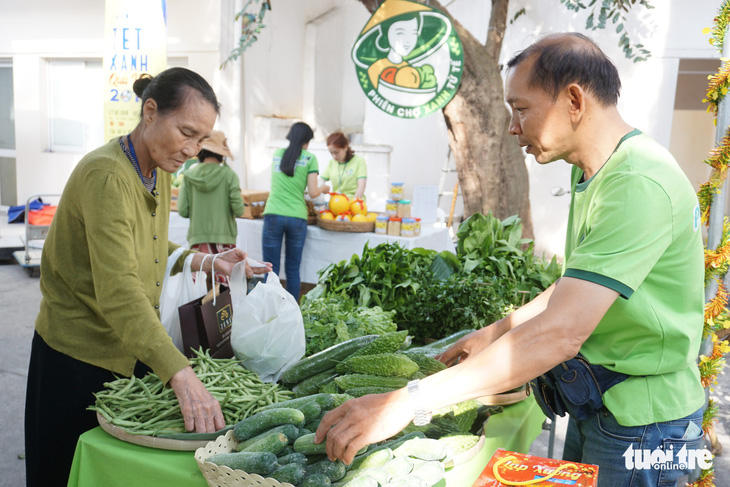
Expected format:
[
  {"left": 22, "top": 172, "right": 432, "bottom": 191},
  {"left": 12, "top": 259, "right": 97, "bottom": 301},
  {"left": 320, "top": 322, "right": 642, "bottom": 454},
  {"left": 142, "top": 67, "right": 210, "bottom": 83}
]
[
  {"left": 398, "top": 273, "right": 511, "bottom": 342},
  {"left": 456, "top": 212, "right": 560, "bottom": 304},
  {"left": 300, "top": 297, "right": 396, "bottom": 356}
]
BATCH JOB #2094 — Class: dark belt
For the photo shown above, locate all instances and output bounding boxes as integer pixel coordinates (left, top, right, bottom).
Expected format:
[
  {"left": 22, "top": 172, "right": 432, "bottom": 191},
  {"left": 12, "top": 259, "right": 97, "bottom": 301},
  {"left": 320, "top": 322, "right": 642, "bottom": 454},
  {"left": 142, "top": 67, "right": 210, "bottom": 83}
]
[{"left": 529, "top": 354, "right": 630, "bottom": 421}]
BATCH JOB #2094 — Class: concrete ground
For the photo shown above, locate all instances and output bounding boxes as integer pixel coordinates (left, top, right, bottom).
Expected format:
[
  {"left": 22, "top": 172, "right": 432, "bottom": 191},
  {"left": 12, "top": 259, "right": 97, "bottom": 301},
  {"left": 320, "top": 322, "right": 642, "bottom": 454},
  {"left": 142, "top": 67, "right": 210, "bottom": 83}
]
[{"left": 1, "top": 213, "right": 730, "bottom": 486}]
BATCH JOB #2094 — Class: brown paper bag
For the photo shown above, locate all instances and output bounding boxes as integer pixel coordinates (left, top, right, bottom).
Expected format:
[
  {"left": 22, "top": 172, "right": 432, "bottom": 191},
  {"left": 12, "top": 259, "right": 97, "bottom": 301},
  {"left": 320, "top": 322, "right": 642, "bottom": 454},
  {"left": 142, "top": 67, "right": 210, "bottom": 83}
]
[{"left": 178, "top": 284, "right": 234, "bottom": 359}]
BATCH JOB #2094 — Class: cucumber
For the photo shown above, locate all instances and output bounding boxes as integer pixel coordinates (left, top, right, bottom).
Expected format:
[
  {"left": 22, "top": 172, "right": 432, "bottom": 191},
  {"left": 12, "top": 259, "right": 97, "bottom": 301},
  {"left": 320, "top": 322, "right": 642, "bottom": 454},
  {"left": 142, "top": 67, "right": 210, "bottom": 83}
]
[
  {"left": 411, "top": 460, "right": 445, "bottom": 485},
  {"left": 301, "top": 473, "right": 332, "bottom": 487},
  {"left": 420, "top": 329, "right": 474, "bottom": 349},
  {"left": 259, "top": 393, "right": 336, "bottom": 412},
  {"left": 278, "top": 445, "right": 294, "bottom": 456},
  {"left": 384, "top": 477, "right": 428, "bottom": 487},
  {"left": 236, "top": 424, "right": 300, "bottom": 451},
  {"left": 234, "top": 408, "right": 306, "bottom": 441},
  {"left": 269, "top": 462, "right": 306, "bottom": 485},
  {"left": 205, "top": 451, "right": 278, "bottom": 476},
  {"left": 293, "top": 368, "right": 340, "bottom": 397},
  {"left": 240, "top": 432, "right": 289, "bottom": 455},
  {"left": 334, "top": 374, "right": 409, "bottom": 391},
  {"left": 296, "top": 401, "right": 323, "bottom": 424},
  {"left": 393, "top": 438, "right": 447, "bottom": 461},
  {"left": 298, "top": 428, "right": 312, "bottom": 438},
  {"left": 294, "top": 433, "right": 367, "bottom": 456},
  {"left": 276, "top": 452, "right": 308, "bottom": 467},
  {"left": 281, "top": 335, "right": 379, "bottom": 384},
  {"left": 382, "top": 455, "right": 413, "bottom": 480},
  {"left": 319, "top": 381, "right": 341, "bottom": 394},
  {"left": 335, "top": 475, "right": 379, "bottom": 487},
  {"left": 337, "top": 353, "right": 419, "bottom": 378},
  {"left": 350, "top": 447, "right": 393, "bottom": 471},
  {"left": 344, "top": 331, "right": 411, "bottom": 360},
  {"left": 306, "top": 459, "right": 348, "bottom": 482}
]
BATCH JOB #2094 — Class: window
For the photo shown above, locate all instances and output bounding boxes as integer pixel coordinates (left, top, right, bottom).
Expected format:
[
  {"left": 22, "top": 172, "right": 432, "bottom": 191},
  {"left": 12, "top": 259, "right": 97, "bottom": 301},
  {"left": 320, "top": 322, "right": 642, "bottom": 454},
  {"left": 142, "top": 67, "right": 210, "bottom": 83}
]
[
  {"left": 48, "top": 59, "right": 104, "bottom": 153},
  {"left": 0, "top": 61, "right": 14, "bottom": 154}
]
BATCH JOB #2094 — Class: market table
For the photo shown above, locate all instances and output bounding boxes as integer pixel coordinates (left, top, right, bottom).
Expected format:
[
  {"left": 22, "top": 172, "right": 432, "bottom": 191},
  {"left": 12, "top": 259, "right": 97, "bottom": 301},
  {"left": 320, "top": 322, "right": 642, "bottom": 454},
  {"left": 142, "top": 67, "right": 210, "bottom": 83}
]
[
  {"left": 168, "top": 212, "right": 455, "bottom": 284},
  {"left": 67, "top": 397, "right": 545, "bottom": 487}
]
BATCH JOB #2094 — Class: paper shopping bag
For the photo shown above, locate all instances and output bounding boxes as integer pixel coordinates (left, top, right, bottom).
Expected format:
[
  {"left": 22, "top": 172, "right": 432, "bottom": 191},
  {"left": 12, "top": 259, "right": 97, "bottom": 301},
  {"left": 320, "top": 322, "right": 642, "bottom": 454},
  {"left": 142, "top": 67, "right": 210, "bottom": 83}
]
[{"left": 178, "top": 284, "right": 235, "bottom": 359}]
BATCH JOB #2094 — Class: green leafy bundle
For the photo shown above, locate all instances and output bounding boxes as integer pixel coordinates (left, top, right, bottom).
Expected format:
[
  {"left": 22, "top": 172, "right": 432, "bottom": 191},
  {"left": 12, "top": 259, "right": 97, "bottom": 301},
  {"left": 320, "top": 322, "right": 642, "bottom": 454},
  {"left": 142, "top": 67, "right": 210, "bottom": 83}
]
[
  {"left": 456, "top": 213, "right": 560, "bottom": 306},
  {"left": 398, "top": 273, "right": 512, "bottom": 343},
  {"left": 313, "top": 242, "right": 437, "bottom": 311},
  {"left": 300, "top": 297, "right": 397, "bottom": 356}
]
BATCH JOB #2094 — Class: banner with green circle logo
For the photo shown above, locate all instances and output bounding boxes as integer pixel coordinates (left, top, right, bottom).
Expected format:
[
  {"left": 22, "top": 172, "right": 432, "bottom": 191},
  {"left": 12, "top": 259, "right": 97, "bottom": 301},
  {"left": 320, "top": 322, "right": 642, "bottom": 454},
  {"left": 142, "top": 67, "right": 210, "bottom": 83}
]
[{"left": 351, "top": 0, "right": 463, "bottom": 119}]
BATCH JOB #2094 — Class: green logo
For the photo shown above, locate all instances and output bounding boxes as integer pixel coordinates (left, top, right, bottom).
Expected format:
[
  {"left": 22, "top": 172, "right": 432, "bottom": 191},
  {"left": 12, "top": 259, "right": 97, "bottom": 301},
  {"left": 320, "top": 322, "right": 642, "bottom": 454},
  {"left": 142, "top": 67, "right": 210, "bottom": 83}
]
[{"left": 352, "top": 0, "right": 463, "bottom": 119}]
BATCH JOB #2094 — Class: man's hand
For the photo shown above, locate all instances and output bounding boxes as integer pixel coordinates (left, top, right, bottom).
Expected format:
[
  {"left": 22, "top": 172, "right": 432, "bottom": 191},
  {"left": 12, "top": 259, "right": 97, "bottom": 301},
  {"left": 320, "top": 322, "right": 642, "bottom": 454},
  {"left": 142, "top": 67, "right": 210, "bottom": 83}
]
[
  {"left": 169, "top": 366, "right": 225, "bottom": 433},
  {"left": 437, "top": 326, "right": 496, "bottom": 367},
  {"left": 315, "top": 390, "right": 413, "bottom": 465}
]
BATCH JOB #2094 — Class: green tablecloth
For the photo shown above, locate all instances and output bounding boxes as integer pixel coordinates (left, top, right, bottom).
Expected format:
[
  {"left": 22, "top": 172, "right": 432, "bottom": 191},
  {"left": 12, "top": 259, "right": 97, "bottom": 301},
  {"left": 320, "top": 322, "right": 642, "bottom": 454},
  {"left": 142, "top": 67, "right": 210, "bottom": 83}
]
[{"left": 68, "top": 397, "right": 545, "bottom": 487}]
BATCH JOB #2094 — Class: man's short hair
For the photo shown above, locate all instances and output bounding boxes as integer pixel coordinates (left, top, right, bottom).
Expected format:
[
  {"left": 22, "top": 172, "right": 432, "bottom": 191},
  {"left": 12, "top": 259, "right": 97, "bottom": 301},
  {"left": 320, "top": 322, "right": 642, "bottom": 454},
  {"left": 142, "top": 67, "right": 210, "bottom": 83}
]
[{"left": 506, "top": 33, "right": 621, "bottom": 107}]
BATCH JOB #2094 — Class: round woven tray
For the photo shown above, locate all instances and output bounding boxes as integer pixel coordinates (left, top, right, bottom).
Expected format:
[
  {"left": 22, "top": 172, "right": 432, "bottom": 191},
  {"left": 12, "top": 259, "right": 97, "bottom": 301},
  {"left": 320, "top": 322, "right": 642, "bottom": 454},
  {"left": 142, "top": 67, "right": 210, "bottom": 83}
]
[
  {"left": 317, "top": 215, "right": 375, "bottom": 233},
  {"left": 97, "top": 411, "right": 229, "bottom": 451},
  {"left": 195, "top": 430, "right": 295, "bottom": 487},
  {"left": 476, "top": 385, "right": 530, "bottom": 406},
  {"left": 195, "top": 429, "right": 486, "bottom": 486}
]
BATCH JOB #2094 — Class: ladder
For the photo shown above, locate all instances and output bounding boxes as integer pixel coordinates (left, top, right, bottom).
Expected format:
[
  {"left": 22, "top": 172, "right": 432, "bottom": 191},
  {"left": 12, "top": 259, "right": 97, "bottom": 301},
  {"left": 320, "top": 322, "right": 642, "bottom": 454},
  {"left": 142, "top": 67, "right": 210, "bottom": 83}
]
[{"left": 438, "top": 147, "right": 461, "bottom": 229}]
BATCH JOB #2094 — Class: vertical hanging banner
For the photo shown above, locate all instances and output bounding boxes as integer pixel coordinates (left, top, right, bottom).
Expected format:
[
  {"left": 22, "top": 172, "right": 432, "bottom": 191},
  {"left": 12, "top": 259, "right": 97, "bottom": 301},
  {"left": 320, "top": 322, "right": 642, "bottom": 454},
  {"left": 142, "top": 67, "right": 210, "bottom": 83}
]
[
  {"left": 351, "top": 0, "right": 463, "bottom": 119},
  {"left": 103, "top": 0, "right": 167, "bottom": 142}
]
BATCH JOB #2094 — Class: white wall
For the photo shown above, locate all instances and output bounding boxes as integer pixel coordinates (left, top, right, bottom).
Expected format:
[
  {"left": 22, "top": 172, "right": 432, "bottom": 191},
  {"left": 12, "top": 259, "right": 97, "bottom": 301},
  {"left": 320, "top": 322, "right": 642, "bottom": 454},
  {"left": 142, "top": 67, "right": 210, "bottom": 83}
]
[
  {"left": 0, "top": 0, "right": 231, "bottom": 204},
  {"left": 2, "top": 0, "right": 724, "bottom": 260}
]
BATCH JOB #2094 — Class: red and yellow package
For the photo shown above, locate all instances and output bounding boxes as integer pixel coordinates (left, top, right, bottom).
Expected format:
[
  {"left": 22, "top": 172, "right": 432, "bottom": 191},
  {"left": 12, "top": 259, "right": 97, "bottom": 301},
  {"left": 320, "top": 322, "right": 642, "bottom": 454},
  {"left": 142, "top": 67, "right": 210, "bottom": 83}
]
[{"left": 473, "top": 449, "right": 599, "bottom": 487}]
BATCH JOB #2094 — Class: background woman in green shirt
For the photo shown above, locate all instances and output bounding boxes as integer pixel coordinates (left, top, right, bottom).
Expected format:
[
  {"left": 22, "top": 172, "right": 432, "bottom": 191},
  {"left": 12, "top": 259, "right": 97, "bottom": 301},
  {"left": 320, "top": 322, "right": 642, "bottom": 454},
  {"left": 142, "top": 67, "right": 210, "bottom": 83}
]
[
  {"left": 320, "top": 132, "right": 368, "bottom": 201},
  {"left": 262, "top": 122, "right": 328, "bottom": 298},
  {"left": 25, "top": 68, "right": 269, "bottom": 487}
]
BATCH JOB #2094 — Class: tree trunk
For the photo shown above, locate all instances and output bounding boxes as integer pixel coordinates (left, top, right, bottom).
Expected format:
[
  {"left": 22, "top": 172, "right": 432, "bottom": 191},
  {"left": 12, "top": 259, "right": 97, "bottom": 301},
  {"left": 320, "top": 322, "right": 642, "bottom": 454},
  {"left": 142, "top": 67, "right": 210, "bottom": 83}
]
[{"left": 355, "top": 0, "right": 533, "bottom": 238}]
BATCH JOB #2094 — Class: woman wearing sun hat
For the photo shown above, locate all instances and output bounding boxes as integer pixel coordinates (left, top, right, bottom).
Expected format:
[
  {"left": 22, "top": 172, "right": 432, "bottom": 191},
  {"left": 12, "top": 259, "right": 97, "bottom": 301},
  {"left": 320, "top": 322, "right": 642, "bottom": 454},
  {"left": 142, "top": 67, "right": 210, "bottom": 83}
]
[{"left": 177, "top": 130, "right": 246, "bottom": 285}]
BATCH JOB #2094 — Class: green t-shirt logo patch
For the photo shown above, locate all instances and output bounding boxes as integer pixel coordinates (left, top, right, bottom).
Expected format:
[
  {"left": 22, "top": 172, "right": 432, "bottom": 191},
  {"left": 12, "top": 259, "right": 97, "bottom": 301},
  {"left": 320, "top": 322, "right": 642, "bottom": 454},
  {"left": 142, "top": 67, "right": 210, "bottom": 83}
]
[{"left": 351, "top": 0, "right": 463, "bottom": 119}]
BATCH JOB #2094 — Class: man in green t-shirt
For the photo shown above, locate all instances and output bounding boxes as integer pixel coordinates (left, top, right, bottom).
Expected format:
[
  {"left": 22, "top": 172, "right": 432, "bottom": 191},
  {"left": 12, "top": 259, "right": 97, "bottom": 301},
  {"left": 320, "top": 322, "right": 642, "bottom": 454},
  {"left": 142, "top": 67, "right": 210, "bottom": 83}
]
[{"left": 313, "top": 33, "right": 707, "bottom": 486}]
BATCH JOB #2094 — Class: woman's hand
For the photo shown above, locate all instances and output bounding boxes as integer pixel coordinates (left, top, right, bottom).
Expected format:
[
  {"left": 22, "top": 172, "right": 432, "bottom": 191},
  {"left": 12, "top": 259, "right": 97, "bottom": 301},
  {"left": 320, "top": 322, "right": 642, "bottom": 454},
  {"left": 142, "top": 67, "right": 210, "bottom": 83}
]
[
  {"left": 192, "top": 250, "right": 272, "bottom": 278},
  {"left": 169, "top": 366, "right": 225, "bottom": 433},
  {"left": 436, "top": 327, "right": 494, "bottom": 367}
]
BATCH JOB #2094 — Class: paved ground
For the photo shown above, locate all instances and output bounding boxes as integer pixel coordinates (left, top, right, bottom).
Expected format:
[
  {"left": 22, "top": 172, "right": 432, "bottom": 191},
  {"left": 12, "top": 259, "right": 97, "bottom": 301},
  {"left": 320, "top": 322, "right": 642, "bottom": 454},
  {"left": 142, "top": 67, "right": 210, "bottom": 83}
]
[{"left": 1, "top": 216, "right": 729, "bottom": 486}]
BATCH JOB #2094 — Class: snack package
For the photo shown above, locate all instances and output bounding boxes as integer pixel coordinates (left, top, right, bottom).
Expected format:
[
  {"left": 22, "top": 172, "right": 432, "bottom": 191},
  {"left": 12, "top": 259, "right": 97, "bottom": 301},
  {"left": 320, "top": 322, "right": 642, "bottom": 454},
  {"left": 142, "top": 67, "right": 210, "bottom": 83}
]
[{"left": 473, "top": 449, "right": 598, "bottom": 487}]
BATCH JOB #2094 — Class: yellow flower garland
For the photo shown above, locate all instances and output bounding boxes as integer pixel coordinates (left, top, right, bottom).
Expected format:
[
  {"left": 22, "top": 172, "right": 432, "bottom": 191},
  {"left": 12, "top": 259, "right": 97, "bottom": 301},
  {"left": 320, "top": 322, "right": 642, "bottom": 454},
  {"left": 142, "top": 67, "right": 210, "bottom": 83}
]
[{"left": 692, "top": 3, "right": 730, "bottom": 485}]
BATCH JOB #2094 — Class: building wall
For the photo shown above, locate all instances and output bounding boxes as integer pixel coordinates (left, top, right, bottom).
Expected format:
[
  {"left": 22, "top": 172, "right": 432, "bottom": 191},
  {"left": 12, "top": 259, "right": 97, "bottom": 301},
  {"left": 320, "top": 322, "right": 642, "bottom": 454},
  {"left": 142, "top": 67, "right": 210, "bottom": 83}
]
[
  {"left": 1, "top": 0, "right": 724, "bottom": 259},
  {"left": 0, "top": 0, "right": 229, "bottom": 204}
]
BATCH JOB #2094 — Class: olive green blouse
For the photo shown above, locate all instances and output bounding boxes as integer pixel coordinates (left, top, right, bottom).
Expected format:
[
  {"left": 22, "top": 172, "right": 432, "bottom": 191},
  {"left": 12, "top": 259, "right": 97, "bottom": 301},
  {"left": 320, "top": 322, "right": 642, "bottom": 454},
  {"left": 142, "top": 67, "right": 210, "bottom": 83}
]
[{"left": 35, "top": 138, "right": 192, "bottom": 384}]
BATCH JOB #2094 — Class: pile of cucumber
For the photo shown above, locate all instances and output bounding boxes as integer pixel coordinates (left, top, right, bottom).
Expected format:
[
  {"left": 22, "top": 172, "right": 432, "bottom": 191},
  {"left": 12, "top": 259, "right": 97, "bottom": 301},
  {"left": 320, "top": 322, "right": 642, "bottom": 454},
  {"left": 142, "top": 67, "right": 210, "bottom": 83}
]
[
  {"left": 279, "top": 330, "right": 473, "bottom": 399},
  {"left": 203, "top": 330, "right": 486, "bottom": 486},
  {"left": 204, "top": 392, "right": 452, "bottom": 486}
]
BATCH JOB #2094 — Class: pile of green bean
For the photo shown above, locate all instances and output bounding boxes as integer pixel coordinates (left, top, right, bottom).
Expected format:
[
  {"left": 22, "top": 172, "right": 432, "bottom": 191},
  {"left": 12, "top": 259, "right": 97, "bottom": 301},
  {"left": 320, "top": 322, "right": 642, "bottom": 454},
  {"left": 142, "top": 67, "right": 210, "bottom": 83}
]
[{"left": 89, "top": 349, "right": 294, "bottom": 436}]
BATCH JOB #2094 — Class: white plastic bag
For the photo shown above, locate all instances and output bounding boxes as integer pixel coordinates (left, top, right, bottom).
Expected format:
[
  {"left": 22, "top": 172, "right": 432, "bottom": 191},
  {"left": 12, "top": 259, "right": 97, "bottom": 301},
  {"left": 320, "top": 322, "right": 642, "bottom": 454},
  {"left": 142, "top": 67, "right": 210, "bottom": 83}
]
[
  {"left": 229, "top": 260, "right": 306, "bottom": 382},
  {"left": 159, "top": 249, "right": 209, "bottom": 351}
]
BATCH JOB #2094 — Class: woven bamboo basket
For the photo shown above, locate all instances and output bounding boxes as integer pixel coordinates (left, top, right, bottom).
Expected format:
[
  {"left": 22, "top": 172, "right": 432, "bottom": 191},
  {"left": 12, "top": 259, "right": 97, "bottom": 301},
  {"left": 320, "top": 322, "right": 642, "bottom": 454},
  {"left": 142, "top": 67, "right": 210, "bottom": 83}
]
[{"left": 317, "top": 215, "right": 375, "bottom": 233}]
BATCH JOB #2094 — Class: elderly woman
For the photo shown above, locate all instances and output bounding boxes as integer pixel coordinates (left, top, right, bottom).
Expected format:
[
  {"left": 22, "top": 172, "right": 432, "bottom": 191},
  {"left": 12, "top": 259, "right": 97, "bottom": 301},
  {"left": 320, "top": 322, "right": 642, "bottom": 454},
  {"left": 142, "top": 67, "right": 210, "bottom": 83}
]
[{"left": 24, "top": 67, "right": 268, "bottom": 486}]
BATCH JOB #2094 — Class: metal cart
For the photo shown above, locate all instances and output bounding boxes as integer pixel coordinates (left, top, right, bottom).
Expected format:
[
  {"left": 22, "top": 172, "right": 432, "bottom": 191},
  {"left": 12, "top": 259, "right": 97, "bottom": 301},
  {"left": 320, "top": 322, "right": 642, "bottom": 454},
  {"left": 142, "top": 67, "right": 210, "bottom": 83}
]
[{"left": 13, "top": 194, "right": 60, "bottom": 277}]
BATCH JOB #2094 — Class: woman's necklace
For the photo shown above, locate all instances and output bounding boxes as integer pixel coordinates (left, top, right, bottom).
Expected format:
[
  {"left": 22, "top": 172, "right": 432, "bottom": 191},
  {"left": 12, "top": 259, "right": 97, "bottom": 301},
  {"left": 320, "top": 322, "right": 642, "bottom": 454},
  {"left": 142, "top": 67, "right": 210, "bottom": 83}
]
[{"left": 123, "top": 134, "right": 156, "bottom": 193}]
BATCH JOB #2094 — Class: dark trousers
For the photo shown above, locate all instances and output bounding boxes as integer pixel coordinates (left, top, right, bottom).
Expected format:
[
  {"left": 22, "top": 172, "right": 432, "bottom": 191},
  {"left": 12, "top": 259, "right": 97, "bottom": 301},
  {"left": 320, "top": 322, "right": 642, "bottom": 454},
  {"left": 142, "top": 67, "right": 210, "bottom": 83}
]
[
  {"left": 24, "top": 332, "right": 150, "bottom": 487},
  {"left": 262, "top": 214, "right": 308, "bottom": 299}
]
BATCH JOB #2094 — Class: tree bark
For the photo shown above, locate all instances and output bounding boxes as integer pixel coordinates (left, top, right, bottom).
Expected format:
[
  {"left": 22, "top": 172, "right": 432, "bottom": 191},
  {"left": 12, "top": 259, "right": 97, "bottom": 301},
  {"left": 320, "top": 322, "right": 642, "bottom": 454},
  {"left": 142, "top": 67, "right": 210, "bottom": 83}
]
[{"left": 356, "top": 0, "right": 534, "bottom": 238}]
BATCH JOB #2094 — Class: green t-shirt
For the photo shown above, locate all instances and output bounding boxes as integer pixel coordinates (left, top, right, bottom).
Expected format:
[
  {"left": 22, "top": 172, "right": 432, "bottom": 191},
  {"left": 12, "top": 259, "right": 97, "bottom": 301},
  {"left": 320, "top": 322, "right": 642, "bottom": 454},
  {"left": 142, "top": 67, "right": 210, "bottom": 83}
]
[
  {"left": 564, "top": 130, "right": 705, "bottom": 426},
  {"left": 320, "top": 154, "right": 367, "bottom": 200},
  {"left": 263, "top": 148, "right": 319, "bottom": 220}
]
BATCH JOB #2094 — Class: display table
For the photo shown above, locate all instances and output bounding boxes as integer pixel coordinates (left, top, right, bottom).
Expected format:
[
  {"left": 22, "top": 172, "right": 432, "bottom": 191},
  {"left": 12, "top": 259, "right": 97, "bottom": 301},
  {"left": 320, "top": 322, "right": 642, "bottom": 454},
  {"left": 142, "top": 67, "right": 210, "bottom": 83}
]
[
  {"left": 169, "top": 213, "right": 455, "bottom": 284},
  {"left": 68, "top": 397, "right": 545, "bottom": 487}
]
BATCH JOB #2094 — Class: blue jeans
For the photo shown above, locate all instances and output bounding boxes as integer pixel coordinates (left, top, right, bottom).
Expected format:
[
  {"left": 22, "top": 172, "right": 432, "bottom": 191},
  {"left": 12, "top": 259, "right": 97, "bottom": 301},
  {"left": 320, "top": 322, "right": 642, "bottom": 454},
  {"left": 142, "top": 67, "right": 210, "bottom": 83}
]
[
  {"left": 563, "top": 406, "right": 706, "bottom": 487},
  {"left": 262, "top": 214, "right": 308, "bottom": 299}
]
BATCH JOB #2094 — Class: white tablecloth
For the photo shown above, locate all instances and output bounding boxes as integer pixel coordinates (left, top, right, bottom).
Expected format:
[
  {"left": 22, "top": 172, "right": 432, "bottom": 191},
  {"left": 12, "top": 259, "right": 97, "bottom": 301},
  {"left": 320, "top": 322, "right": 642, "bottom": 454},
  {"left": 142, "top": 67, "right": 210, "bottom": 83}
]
[{"left": 169, "top": 213, "right": 455, "bottom": 284}]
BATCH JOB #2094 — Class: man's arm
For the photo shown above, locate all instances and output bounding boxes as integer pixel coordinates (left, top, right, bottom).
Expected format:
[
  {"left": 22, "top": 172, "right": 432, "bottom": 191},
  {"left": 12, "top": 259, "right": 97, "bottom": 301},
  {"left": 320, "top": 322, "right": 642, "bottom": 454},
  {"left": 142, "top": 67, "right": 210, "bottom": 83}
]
[{"left": 316, "top": 277, "right": 619, "bottom": 464}]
